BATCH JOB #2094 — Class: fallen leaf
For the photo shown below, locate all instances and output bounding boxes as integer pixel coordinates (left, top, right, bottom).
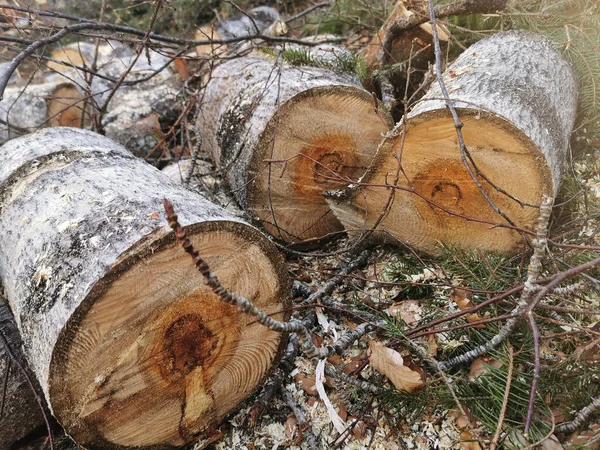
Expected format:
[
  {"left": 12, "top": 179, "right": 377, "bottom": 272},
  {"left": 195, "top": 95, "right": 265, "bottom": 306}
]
[
  {"left": 566, "top": 428, "right": 600, "bottom": 449},
  {"left": 352, "top": 419, "right": 367, "bottom": 439},
  {"left": 387, "top": 300, "right": 422, "bottom": 325},
  {"left": 327, "top": 354, "right": 342, "bottom": 366},
  {"left": 468, "top": 357, "right": 502, "bottom": 381},
  {"left": 368, "top": 341, "right": 424, "bottom": 393},
  {"left": 336, "top": 400, "right": 348, "bottom": 422},
  {"left": 284, "top": 413, "right": 298, "bottom": 439},
  {"left": 573, "top": 338, "right": 600, "bottom": 361},
  {"left": 294, "top": 373, "right": 317, "bottom": 395},
  {"left": 343, "top": 354, "right": 366, "bottom": 375},
  {"left": 450, "top": 409, "right": 477, "bottom": 430},
  {"left": 540, "top": 435, "right": 563, "bottom": 450},
  {"left": 453, "top": 288, "right": 489, "bottom": 328},
  {"left": 459, "top": 431, "right": 482, "bottom": 450},
  {"left": 428, "top": 334, "right": 439, "bottom": 357}
]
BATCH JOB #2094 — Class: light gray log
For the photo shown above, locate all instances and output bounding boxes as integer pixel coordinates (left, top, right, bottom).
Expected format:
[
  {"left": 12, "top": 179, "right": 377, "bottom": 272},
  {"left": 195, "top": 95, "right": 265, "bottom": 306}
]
[
  {"left": 102, "top": 76, "right": 182, "bottom": 158},
  {"left": 0, "top": 127, "right": 290, "bottom": 448},
  {"left": 407, "top": 30, "right": 577, "bottom": 196},
  {"left": 197, "top": 53, "right": 392, "bottom": 244},
  {"left": 0, "top": 82, "right": 87, "bottom": 144},
  {"left": 326, "top": 30, "right": 578, "bottom": 253}
]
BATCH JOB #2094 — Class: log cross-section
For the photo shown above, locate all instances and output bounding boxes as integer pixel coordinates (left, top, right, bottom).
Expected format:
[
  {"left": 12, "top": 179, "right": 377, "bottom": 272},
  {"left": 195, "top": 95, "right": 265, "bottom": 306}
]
[
  {"left": 0, "top": 127, "right": 290, "bottom": 449},
  {"left": 197, "top": 53, "right": 393, "bottom": 245},
  {"left": 327, "top": 31, "right": 578, "bottom": 253}
]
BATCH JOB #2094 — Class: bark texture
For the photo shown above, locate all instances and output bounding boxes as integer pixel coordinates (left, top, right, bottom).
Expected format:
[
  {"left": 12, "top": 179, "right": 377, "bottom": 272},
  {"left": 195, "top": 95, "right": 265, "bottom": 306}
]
[
  {"left": 327, "top": 31, "right": 578, "bottom": 253},
  {"left": 197, "top": 53, "right": 392, "bottom": 244},
  {"left": 0, "top": 127, "right": 290, "bottom": 449}
]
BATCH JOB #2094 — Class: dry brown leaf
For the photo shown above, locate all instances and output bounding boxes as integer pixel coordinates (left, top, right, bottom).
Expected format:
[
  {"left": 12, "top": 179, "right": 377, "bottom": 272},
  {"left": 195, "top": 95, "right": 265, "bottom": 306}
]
[
  {"left": 343, "top": 354, "right": 366, "bottom": 375},
  {"left": 567, "top": 428, "right": 600, "bottom": 449},
  {"left": 453, "top": 288, "right": 489, "bottom": 328},
  {"left": 387, "top": 300, "right": 422, "bottom": 325},
  {"left": 284, "top": 414, "right": 298, "bottom": 439},
  {"left": 573, "top": 338, "right": 600, "bottom": 361},
  {"left": 294, "top": 373, "right": 317, "bottom": 395},
  {"left": 468, "top": 357, "right": 502, "bottom": 381},
  {"left": 368, "top": 341, "right": 424, "bottom": 393},
  {"left": 428, "top": 334, "right": 439, "bottom": 357},
  {"left": 540, "top": 435, "right": 563, "bottom": 450},
  {"left": 459, "top": 431, "right": 482, "bottom": 450},
  {"left": 450, "top": 409, "right": 477, "bottom": 430},
  {"left": 336, "top": 400, "right": 348, "bottom": 422},
  {"left": 352, "top": 419, "right": 367, "bottom": 439}
]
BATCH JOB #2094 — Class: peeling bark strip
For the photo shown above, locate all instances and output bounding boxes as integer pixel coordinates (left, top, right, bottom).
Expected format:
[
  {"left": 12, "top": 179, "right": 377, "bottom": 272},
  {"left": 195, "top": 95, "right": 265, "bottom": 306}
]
[
  {"left": 0, "top": 128, "right": 290, "bottom": 449},
  {"left": 0, "top": 82, "right": 87, "bottom": 144},
  {"left": 327, "top": 31, "right": 578, "bottom": 254},
  {"left": 197, "top": 54, "right": 392, "bottom": 245}
]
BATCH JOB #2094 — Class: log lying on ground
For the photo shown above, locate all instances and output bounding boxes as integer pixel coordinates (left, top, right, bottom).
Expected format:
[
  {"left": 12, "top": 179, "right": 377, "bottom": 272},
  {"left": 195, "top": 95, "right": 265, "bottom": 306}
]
[
  {"left": 195, "top": 6, "right": 288, "bottom": 57},
  {"left": 326, "top": 31, "right": 578, "bottom": 254},
  {"left": 46, "top": 41, "right": 133, "bottom": 74},
  {"left": 197, "top": 53, "right": 393, "bottom": 245},
  {"left": 0, "top": 81, "right": 88, "bottom": 144},
  {"left": 0, "top": 127, "right": 290, "bottom": 449},
  {"left": 0, "top": 301, "right": 46, "bottom": 450},
  {"left": 44, "top": 46, "right": 184, "bottom": 158},
  {"left": 361, "top": 1, "right": 449, "bottom": 98}
]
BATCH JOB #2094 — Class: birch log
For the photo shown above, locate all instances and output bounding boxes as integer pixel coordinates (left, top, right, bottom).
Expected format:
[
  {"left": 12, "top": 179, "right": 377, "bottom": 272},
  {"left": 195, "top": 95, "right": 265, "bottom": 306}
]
[
  {"left": 0, "top": 82, "right": 87, "bottom": 144},
  {"left": 0, "top": 127, "right": 290, "bottom": 449},
  {"left": 195, "top": 6, "right": 288, "bottom": 57},
  {"left": 360, "top": 0, "right": 449, "bottom": 100},
  {"left": 197, "top": 54, "right": 392, "bottom": 245},
  {"left": 326, "top": 31, "right": 578, "bottom": 253}
]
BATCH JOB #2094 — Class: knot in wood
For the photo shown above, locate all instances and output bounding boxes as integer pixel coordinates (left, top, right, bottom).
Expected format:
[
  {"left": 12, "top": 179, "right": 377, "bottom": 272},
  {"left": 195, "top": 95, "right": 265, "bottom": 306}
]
[{"left": 164, "top": 314, "right": 218, "bottom": 376}]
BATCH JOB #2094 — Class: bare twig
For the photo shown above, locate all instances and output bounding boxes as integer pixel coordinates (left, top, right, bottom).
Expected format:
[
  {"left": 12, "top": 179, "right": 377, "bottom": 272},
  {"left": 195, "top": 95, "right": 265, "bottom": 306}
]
[
  {"left": 163, "top": 199, "right": 328, "bottom": 359},
  {"left": 439, "top": 197, "right": 553, "bottom": 370},
  {"left": 490, "top": 345, "right": 514, "bottom": 450},
  {"left": 556, "top": 396, "right": 600, "bottom": 434}
]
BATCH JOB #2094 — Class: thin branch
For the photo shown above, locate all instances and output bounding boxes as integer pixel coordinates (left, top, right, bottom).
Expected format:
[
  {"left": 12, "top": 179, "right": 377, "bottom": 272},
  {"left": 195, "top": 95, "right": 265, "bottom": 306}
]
[
  {"left": 163, "top": 199, "right": 328, "bottom": 359},
  {"left": 556, "top": 396, "right": 600, "bottom": 434},
  {"left": 490, "top": 345, "right": 514, "bottom": 450},
  {"left": 439, "top": 197, "right": 553, "bottom": 370}
]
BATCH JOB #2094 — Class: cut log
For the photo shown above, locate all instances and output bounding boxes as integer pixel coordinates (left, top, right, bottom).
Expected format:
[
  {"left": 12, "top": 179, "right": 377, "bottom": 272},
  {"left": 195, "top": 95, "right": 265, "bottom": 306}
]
[
  {"left": 46, "top": 42, "right": 97, "bottom": 73},
  {"left": 46, "top": 41, "right": 133, "bottom": 74},
  {"left": 0, "top": 127, "right": 290, "bottom": 449},
  {"left": 197, "top": 54, "right": 393, "bottom": 245},
  {"left": 99, "top": 53, "right": 183, "bottom": 159},
  {"left": 43, "top": 48, "right": 183, "bottom": 159},
  {"left": 195, "top": 6, "right": 288, "bottom": 57},
  {"left": 0, "top": 301, "right": 46, "bottom": 450},
  {"left": 361, "top": 0, "right": 449, "bottom": 92},
  {"left": 0, "top": 81, "right": 88, "bottom": 144},
  {"left": 326, "top": 31, "right": 578, "bottom": 254}
]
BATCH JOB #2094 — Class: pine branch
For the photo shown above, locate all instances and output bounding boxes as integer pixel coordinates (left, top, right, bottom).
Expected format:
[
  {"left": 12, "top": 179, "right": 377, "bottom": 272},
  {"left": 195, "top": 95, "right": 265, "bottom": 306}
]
[{"left": 438, "top": 197, "right": 553, "bottom": 370}]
